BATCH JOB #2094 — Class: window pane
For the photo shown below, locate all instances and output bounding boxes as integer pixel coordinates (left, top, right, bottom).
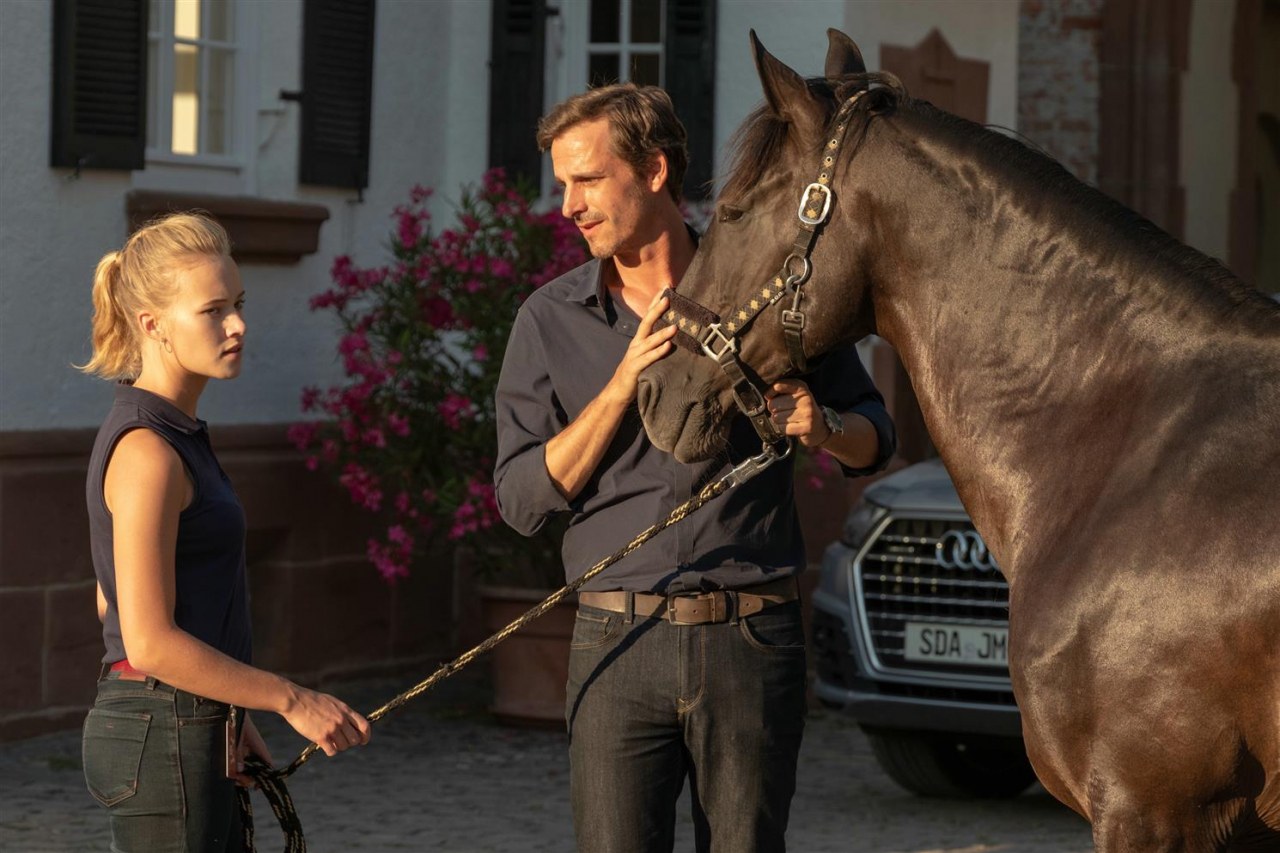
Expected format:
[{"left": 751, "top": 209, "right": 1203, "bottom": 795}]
[
  {"left": 590, "top": 0, "right": 619, "bottom": 43},
  {"left": 631, "top": 0, "right": 661, "bottom": 44},
  {"left": 631, "top": 52, "right": 660, "bottom": 86},
  {"left": 172, "top": 43, "right": 200, "bottom": 155},
  {"left": 206, "top": 48, "right": 233, "bottom": 154},
  {"left": 174, "top": 0, "right": 200, "bottom": 40},
  {"left": 207, "top": 0, "right": 232, "bottom": 42},
  {"left": 589, "top": 52, "right": 619, "bottom": 86}
]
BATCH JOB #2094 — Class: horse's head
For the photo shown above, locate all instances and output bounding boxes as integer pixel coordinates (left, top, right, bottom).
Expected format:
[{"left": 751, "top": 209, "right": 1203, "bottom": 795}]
[{"left": 638, "top": 29, "right": 886, "bottom": 462}]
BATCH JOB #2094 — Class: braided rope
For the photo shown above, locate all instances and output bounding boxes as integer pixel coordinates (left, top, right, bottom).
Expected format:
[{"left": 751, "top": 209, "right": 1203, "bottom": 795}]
[
  {"left": 237, "top": 442, "right": 788, "bottom": 852},
  {"left": 238, "top": 755, "right": 303, "bottom": 853}
]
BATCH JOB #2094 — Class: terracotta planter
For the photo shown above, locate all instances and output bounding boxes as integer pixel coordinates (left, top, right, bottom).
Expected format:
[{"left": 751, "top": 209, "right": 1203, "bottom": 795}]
[{"left": 480, "top": 585, "right": 576, "bottom": 727}]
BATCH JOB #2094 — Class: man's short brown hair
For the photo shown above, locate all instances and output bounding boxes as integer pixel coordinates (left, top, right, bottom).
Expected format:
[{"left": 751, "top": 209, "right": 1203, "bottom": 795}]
[{"left": 537, "top": 83, "right": 689, "bottom": 203}]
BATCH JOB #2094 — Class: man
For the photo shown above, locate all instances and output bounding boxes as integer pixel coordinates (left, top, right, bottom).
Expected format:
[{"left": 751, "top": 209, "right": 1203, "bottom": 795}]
[{"left": 494, "top": 84, "right": 895, "bottom": 852}]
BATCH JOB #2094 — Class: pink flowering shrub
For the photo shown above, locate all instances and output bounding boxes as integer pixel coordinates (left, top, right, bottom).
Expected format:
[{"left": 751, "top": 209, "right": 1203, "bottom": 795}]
[{"left": 292, "top": 170, "right": 587, "bottom": 581}]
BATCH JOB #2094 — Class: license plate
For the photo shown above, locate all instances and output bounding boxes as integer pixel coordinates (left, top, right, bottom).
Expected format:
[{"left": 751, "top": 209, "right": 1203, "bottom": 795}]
[{"left": 904, "top": 623, "right": 1009, "bottom": 668}]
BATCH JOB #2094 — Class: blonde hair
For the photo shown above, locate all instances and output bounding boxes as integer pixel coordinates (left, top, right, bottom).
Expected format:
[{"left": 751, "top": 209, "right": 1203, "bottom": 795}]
[{"left": 80, "top": 213, "right": 232, "bottom": 379}]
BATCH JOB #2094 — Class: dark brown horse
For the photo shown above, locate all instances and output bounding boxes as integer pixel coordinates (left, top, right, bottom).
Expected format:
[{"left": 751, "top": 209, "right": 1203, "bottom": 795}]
[{"left": 637, "top": 29, "right": 1280, "bottom": 852}]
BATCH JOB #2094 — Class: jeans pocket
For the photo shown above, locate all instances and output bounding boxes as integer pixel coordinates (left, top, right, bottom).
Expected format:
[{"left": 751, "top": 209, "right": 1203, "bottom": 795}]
[
  {"left": 570, "top": 610, "right": 618, "bottom": 650},
  {"left": 82, "top": 708, "right": 152, "bottom": 807},
  {"left": 738, "top": 604, "right": 806, "bottom": 653}
]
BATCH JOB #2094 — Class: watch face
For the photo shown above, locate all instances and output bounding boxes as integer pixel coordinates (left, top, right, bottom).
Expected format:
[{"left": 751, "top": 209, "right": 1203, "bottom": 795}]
[{"left": 823, "top": 406, "right": 843, "bottom": 436}]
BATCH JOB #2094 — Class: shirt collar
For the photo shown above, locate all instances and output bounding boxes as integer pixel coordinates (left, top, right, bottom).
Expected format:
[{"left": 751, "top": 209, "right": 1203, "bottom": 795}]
[
  {"left": 114, "top": 383, "right": 205, "bottom": 435},
  {"left": 561, "top": 223, "right": 702, "bottom": 307},
  {"left": 564, "top": 259, "right": 604, "bottom": 305}
]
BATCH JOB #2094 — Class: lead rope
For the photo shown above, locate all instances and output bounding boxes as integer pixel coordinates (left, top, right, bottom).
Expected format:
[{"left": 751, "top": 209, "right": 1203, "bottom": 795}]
[{"left": 237, "top": 439, "right": 793, "bottom": 853}]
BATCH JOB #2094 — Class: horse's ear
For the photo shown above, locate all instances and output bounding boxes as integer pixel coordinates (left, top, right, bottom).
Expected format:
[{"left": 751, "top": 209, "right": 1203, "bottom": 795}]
[
  {"left": 825, "top": 28, "right": 866, "bottom": 78},
  {"left": 750, "top": 30, "right": 825, "bottom": 139}
]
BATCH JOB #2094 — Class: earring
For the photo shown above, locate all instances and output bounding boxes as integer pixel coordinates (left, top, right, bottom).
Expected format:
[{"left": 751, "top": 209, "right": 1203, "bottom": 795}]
[{"left": 162, "top": 339, "right": 174, "bottom": 354}]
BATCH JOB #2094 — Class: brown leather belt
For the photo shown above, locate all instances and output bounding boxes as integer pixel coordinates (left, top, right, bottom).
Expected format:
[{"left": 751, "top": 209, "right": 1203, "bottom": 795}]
[{"left": 579, "top": 576, "right": 799, "bottom": 625}]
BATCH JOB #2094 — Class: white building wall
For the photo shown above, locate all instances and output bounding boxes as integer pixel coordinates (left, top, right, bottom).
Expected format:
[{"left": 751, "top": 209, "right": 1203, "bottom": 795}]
[
  {"left": 713, "top": 1, "right": 846, "bottom": 182},
  {"left": 0, "top": 1, "right": 136, "bottom": 431},
  {"left": 0, "top": 0, "right": 489, "bottom": 432},
  {"left": 842, "top": 1, "right": 1019, "bottom": 131},
  {"left": 712, "top": 2, "right": 1019, "bottom": 184},
  {"left": 1180, "top": 0, "right": 1237, "bottom": 263}
]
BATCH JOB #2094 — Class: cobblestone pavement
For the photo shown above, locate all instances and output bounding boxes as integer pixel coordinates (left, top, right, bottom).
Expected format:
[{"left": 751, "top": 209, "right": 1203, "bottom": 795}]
[{"left": 1, "top": 672, "right": 1093, "bottom": 852}]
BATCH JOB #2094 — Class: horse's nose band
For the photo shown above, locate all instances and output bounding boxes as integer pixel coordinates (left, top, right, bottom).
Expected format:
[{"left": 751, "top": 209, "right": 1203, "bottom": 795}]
[{"left": 658, "top": 89, "right": 868, "bottom": 445}]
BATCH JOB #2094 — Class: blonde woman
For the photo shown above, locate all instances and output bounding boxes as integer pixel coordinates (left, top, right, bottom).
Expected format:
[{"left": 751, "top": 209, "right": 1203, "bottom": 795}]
[{"left": 80, "top": 213, "right": 370, "bottom": 852}]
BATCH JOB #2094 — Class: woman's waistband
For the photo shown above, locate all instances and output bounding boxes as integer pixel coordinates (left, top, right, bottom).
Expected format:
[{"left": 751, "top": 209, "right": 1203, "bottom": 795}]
[{"left": 97, "top": 662, "right": 234, "bottom": 719}]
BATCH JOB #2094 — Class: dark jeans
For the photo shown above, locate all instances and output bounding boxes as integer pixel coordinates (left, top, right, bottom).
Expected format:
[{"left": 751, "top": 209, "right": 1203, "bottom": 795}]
[
  {"left": 566, "top": 599, "right": 808, "bottom": 853},
  {"left": 82, "top": 673, "right": 241, "bottom": 853}
]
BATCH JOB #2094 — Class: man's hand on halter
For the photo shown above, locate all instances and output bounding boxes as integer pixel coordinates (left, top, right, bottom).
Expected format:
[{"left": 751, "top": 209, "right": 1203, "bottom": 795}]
[
  {"left": 604, "top": 293, "right": 677, "bottom": 405},
  {"left": 766, "top": 379, "right": 829, "bottom": 447}
]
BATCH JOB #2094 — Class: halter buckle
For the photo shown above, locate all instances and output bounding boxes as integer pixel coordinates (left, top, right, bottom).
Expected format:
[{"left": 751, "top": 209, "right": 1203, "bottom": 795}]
[
  {"left": 733, "top": 381, "right": 786, "bottom": 443},
  {"left": 797, "top": 183, "right": 834, "bottom": 226},
  {"left": 731, "top": 378, "right": 769, "bottom": 419},
  {"left": 780, "top": 309, "right": 805, "bottom": 330},
  {"left": 699, "top": 323, "right": 737, "bottom": 361}
]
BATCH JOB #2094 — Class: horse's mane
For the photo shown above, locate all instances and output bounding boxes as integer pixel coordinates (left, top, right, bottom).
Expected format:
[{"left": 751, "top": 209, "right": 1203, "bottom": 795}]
[
  {"left": 902, "top": 99, "right": 1271, "bottom": 313},
  {"left": 721, "top": 72, "right": 1277, "bottom": 318},
  {"left": 718, "top": 103, "right": 790, "bottom": 204}
]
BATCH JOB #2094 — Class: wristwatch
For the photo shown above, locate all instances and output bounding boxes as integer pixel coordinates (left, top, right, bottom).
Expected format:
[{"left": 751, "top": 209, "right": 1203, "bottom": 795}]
[{"left": 819, "top": 406, "right": 844, "bottom": 445}]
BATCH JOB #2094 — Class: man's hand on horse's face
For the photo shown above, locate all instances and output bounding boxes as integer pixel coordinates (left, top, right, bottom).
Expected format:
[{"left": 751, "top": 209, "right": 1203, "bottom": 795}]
[
  {"left": 766, "top": 379, "right": 829, "bottom": 447},
  {"left": 605, "top": 293, "right": 677, "bottom": 406}
]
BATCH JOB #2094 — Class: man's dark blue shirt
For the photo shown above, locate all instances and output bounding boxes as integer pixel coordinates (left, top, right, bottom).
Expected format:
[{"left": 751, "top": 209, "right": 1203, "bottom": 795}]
[{"left": 494, "top": 255, "right": 896, "bottom": 593}]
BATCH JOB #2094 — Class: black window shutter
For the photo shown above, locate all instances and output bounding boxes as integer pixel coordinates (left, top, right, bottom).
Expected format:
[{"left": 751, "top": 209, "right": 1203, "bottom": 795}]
[
  {"left": 50, "top": 0, "right": 147, "bottom": 171},
  {"left": 488, "top": 0, "right": 547, "bottom": 189},
  {"left": 664, "top": 0, "right": 715, "bottom": 200},
  {"left": 299, "top": 0, "right": 376, "bottom": 190}
]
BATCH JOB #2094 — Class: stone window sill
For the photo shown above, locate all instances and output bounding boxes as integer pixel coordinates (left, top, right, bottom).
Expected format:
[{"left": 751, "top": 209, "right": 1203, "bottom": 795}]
[{"left": 125, "top": 191, "right": 330, "bottom": 265}]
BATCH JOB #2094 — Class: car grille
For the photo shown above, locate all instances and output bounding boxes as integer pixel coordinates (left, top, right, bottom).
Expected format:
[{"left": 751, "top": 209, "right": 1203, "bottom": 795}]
[{"left": 856, "top": 516, "right": 1011, "bottom": 676}]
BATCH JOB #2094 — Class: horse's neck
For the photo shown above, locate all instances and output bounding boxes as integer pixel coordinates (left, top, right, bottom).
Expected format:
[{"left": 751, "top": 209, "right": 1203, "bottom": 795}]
[{"left": 862, "top": 129, "right": 1264, "bottom": 577}]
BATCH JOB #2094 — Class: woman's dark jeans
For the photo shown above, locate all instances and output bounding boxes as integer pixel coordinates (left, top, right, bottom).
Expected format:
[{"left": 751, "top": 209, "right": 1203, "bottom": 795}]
[
  {"left": 567, "top": 600, "right": 808, "bottom": 853},
  {"left": 82, "top": 672, "right": 241, "bottom": 852}
]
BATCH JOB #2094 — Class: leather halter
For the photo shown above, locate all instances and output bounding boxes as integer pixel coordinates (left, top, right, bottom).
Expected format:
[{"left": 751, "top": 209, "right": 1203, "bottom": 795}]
[{"left": 658, "top": 90, "right": 867, "bottom": 445}]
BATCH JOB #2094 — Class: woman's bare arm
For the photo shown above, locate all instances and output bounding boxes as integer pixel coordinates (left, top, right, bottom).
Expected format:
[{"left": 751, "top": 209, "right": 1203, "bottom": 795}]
[{"left": 106, "top": 428, "right": 370, "bottom": 756}]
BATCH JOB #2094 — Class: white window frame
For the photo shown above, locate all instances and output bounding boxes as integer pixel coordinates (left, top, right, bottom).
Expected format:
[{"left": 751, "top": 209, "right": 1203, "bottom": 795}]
[
  {"left": 557, "top": 0, "right": 665, "bottom": 95},
  {"left": 544, "top": 0, "right": 666, "bottom": 195},
  {"left": 136, "top": 0, "right": 258, "bottom": 194}
]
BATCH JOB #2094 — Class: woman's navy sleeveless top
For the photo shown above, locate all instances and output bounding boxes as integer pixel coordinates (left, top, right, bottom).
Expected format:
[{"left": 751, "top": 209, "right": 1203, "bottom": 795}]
[{"left": 86, "top": 384, "right": 252, "bottom": 665}]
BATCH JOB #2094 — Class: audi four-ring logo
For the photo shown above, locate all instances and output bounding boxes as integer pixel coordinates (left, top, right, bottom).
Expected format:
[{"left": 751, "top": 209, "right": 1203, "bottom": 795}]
[{"left": 935, "top": 530, "right": 999, "bottom": 572}]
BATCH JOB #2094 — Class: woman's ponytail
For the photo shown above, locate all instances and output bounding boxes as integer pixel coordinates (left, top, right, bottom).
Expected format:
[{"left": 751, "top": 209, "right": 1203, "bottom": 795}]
[{"left": 80, "top": 251, "right": 140, "bottom": 379}]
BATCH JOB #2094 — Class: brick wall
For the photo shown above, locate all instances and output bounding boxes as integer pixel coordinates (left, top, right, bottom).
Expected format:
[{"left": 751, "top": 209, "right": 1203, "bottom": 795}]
[
  {"left": 0, "top": 426, "right": 456, "bottom": 740},
  {"left": 1018, "top": 0, "right": 1105, "bottom": 183}
]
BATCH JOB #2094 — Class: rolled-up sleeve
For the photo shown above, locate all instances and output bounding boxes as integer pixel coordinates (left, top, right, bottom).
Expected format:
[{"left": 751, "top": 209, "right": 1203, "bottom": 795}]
[
  {"left": 809, "top": 343, "right": 897, "bottom": 477},
  {"left": 494, "top": 308, "right": 572, "bottom": 536}
]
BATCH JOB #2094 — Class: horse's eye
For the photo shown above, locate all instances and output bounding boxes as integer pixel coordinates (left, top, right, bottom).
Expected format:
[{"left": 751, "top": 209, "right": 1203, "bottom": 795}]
[{"left": 717, "top": 204, "right": 745, "bottom": 223}]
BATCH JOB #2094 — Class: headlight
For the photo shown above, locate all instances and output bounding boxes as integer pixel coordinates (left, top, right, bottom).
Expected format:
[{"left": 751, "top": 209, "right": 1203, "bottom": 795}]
[
  {"left": 817, "top": 499, "right": 888, "bottom": 601},
  {"left": 842, "top": 498, "right": 888, "bottom": 547}
]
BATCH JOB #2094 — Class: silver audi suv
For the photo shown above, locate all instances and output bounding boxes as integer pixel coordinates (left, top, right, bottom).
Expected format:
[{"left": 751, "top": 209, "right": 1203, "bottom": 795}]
[{"left": 811, "top": 458, "right": 1038, "bottom": 798}]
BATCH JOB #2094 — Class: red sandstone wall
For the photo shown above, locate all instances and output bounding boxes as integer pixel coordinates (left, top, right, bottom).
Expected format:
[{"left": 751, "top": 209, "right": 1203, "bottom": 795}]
[{"left": 1018, "top": 0, "right": 1105, "bottom": 183}]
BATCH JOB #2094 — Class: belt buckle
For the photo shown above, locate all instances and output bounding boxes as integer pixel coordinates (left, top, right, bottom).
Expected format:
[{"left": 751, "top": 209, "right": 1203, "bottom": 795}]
[
  {"left": 664, "top": 593, "right": 691, "bottom": 625},
  {"left": 665, "top": 591, "right": 728, "bottom": 625}
]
